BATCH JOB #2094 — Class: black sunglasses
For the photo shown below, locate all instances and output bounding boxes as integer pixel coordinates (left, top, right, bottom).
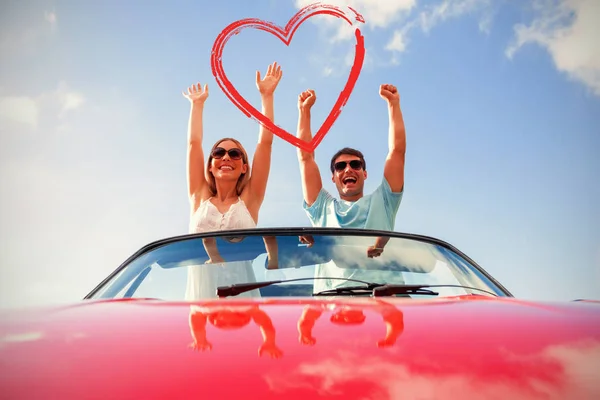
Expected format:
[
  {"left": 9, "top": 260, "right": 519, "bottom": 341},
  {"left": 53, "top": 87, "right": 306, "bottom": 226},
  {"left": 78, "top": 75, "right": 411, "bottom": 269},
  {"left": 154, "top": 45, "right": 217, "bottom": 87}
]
[
  {"left": 334, "top": 160, "right": 363, "bottom": 171},
  {"left": 211, "top": 147, "right": 243, "bottom": 160}
]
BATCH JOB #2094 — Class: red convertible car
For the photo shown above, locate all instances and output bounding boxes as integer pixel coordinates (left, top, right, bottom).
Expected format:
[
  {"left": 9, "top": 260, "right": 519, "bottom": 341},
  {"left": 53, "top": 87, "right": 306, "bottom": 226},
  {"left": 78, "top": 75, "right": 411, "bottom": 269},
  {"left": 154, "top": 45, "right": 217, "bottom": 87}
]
[{"left": 1, "top": 227, "right": 599, "bottom": 399}]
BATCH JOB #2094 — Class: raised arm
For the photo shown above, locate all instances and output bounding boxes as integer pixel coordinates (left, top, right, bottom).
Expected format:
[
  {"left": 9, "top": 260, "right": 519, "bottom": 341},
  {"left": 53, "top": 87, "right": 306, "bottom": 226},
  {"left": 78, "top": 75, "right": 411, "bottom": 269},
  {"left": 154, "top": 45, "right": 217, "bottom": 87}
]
[
  {"left": 379, "top": 84, "right": 406, "bottom": 193},
  {"left": 182, "top": 83, "right": 210, "bottom": 210},
  {"left": 245, "top": 62, "right": 283, "bottom": 212},
  {"left": 297, "top": 90, "right": 323, "bottom": 206}
]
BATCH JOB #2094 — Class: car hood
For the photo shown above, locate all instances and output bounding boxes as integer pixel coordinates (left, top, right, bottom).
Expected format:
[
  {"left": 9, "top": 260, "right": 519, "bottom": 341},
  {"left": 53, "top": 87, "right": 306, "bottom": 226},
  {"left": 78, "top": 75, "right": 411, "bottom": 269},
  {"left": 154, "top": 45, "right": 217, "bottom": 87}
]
[{"left": 1, "top": 296, "right": 599, "bottom": 399}]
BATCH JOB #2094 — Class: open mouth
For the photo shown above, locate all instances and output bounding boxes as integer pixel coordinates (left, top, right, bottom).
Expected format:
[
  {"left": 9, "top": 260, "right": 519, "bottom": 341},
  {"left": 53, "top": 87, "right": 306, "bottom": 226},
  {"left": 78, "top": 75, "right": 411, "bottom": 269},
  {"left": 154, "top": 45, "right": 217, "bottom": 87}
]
[
  {"left": 342, "top": 177, "right": 357, "bottom": 185},
  {"left": 219, "top": 165, "right": 234, "bottom": 171}
]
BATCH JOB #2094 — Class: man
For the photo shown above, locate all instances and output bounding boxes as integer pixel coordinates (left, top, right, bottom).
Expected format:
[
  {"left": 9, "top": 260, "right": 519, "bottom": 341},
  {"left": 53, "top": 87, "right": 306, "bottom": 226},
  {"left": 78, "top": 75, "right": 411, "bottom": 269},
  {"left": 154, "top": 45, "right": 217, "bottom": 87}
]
[{"left": 296, "top": 84, "right": 407, "bottom": 292}]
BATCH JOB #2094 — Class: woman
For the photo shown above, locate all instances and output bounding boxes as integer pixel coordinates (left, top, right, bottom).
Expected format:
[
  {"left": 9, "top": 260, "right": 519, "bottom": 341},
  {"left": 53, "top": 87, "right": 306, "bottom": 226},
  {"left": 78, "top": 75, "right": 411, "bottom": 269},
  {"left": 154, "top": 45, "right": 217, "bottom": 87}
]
[{"left": 182, "top": 62, "right": 283, "bottom": 299}]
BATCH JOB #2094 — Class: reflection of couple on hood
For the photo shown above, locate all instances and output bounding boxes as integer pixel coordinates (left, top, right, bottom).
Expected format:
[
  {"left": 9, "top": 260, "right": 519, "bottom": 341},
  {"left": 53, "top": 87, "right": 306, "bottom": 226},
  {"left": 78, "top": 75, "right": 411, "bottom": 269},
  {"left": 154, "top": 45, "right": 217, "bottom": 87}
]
[
  {"left": 188, "top": 305, "right": 283, "bottom": 358},
  {"left": 297, "top": 300, "right": 404, "bottom": 348}
]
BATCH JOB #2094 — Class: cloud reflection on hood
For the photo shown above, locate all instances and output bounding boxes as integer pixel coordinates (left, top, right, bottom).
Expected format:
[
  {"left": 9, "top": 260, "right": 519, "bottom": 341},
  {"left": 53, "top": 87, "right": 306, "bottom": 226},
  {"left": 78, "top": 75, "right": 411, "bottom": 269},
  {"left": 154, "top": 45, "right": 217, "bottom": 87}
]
[{"left": 264, "top": 339, "right": 600, "bottom": 399}]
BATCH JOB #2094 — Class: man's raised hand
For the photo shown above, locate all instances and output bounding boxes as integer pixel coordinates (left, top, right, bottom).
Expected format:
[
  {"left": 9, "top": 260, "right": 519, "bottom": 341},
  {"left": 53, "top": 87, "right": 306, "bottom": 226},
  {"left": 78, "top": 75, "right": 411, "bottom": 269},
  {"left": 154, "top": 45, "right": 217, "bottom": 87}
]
[
  {"left": 298, "top": 89, "right": 316, "bottom": 112},
  {"left": 379, "top": 84, "right": 399, "bottom": 105}
]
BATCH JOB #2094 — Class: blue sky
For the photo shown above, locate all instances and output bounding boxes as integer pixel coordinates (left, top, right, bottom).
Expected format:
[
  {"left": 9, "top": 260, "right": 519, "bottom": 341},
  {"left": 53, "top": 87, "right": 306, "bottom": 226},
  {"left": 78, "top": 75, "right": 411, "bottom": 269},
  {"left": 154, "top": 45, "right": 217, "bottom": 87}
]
[{"left": 0, "top": 0, "right": 598, "bottom": 308}]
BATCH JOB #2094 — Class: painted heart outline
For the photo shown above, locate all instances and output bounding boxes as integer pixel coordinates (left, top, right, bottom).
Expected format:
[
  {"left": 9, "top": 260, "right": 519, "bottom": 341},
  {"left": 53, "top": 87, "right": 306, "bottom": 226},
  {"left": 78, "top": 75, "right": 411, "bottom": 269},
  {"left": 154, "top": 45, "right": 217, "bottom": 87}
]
[{"left": 210, "top": 3, "right": 366, "bottom": 153}]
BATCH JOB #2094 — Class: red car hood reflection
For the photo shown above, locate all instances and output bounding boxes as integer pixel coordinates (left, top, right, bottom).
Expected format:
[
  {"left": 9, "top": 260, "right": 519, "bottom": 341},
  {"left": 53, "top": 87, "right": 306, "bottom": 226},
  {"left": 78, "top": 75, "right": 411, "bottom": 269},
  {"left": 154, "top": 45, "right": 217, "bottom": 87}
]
[{"left": 1, "top": 296, "right": 599, "bottom": 399}]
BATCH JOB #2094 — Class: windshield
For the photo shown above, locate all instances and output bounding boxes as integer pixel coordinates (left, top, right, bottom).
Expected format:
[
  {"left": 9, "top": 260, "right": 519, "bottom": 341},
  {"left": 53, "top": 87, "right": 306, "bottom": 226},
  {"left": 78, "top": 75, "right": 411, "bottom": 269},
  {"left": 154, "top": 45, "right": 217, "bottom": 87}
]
[{"left": 87, "top": 230, "right": 509, "bottom": 300}]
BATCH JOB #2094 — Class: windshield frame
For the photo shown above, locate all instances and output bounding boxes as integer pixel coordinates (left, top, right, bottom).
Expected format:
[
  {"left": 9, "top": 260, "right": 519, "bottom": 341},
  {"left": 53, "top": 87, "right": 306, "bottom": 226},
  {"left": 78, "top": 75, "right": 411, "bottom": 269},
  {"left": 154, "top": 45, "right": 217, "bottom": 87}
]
[{"left": 83, "top": 227, "right": 514, "bottom": 299}]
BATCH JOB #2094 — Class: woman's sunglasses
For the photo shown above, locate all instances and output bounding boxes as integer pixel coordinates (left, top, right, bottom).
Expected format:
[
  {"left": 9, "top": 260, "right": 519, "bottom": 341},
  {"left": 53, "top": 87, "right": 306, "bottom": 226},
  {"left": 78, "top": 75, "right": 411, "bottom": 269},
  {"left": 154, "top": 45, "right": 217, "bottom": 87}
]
[
  {"left": 334, "top": 160, "right": 363, "bottom": 171},
  {"left": 211, "top": 147, "right": 243, "bottom": 160}
]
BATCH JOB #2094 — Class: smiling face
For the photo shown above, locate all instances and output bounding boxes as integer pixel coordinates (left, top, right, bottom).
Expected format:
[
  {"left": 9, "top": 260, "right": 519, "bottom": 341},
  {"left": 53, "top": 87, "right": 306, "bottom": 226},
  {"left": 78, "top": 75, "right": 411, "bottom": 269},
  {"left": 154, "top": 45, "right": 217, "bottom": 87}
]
[
  {"left": 210, "top": 140, "right": 247, "bottom": 179},
  {"left": 206, "top": 138, "right": 249, "bottom": 195},
  {"left": 332, "top": 153, "right": 367, "bottom": 200}
]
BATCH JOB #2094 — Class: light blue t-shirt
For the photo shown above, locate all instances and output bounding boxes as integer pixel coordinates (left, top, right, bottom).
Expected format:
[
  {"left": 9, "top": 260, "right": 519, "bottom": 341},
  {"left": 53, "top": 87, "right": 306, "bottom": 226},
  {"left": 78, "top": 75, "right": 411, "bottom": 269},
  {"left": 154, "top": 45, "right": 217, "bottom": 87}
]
[
  {"left": 302, "top": 178, "right": 404, "bottom": 292},
  {"left": 303, "top": 177, "right": 403, "bottom": 230}
]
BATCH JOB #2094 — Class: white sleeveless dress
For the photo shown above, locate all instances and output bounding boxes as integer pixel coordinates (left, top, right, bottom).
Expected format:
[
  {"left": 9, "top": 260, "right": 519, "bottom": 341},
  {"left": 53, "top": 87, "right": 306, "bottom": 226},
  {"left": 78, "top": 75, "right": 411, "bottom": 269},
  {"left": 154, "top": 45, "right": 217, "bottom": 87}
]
[{"left": 185, "top": 197, "right": 261, "bottom": 299}]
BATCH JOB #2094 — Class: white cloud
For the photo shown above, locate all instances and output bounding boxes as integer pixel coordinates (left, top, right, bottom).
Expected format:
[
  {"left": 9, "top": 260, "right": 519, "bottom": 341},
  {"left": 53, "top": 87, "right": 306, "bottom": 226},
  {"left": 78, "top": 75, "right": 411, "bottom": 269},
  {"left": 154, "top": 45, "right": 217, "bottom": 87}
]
[
  {"left": 418, "top": 0, "right": 491, "bottom": 33},
  {"left": 0, "top": 96, "right": 39, "bottom": 128},
  {"left": 55, "top": 84, "right": 86, "bottom": 118},
  {"left": 386, "top": 0, "right": 492, "bottom": 58},
  {"left": 44, "top": 11, "right": 57, "bottom": 32},
  {"left": 295, "top": 0, "right": 416, "bottom": 42},
  {"left": 0, "top": 83, "right": 85, "bottom": 132},
  {"left": 62, "top": 92, "right": 85, "bottom": 113},
  {"left": 505, "top": 0, "right": 600, "bottom": 95},
  {"left": 0, "top": 10, "right": 58, "bottom": 56},
  {"left": 386, "top": 30, "right": 408, "bottom": 53},
  {"left": 478, "top": 8, "right": 494, "bottom": 34},
  {"left": 296, "top": 0, "right": 496, "bottom": 69}
]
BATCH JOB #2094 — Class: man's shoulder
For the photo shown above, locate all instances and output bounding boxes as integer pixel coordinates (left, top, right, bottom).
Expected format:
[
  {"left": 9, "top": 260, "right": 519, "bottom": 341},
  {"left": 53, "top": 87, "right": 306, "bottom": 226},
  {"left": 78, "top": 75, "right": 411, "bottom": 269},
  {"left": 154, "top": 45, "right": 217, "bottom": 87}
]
[
  {"left": 303, "top": 187, "right": 335, "bottom": 213},
  {"left": 373, "top": 177, "right": 404, "bottom": 196}
]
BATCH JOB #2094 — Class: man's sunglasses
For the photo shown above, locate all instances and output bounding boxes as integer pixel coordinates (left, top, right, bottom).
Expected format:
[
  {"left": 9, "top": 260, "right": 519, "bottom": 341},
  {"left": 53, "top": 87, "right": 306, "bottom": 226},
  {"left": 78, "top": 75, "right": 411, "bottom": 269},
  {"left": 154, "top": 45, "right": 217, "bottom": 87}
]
[
  {"left": 334, "top": 160, "right": 363, "bottom": 171},
  {"left": 211, "top": 147, "right": 243, "bottom": 160}
]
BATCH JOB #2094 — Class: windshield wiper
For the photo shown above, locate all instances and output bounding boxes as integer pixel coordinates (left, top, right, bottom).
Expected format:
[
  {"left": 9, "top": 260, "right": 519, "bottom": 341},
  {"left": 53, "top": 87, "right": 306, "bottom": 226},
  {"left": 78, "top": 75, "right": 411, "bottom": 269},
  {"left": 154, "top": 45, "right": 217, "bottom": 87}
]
[
  {"left": 312, "top": 283, "right": 386, "bottom": 296},
  {"left": 315, "top": 284, "right": 439, "bottom": 297},
  {"left": 216, "top": 277, "right": 380, "bottom": 298},
  {"left": 217, "top": 280, "right": 498, "bottom": 298},
  {"left": 372, "top": 284, "right": 498, "bottom": 297}
]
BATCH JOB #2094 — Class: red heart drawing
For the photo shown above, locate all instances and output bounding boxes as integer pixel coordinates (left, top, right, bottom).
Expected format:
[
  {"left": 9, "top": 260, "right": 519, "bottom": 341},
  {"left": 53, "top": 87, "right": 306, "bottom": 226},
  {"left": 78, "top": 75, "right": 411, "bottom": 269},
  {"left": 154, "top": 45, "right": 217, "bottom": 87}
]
[{"left": 211, "top": 3, "right": 366, "bottom": 153}]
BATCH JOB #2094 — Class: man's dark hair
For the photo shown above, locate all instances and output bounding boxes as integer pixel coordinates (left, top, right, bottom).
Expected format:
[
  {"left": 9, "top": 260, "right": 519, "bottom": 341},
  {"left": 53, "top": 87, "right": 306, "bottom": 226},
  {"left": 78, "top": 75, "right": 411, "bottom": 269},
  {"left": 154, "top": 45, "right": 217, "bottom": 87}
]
[{"left": 330, "top": 147, "right": 366, "bottom": 173}]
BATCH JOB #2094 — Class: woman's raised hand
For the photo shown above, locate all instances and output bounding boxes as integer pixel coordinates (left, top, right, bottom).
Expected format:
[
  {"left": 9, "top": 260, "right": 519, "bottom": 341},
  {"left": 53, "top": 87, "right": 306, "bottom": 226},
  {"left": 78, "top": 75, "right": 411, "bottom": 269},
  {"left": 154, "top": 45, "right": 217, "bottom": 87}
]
[{"left": 182, "top": 83, "right": 209, "bottom": 105}]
